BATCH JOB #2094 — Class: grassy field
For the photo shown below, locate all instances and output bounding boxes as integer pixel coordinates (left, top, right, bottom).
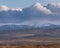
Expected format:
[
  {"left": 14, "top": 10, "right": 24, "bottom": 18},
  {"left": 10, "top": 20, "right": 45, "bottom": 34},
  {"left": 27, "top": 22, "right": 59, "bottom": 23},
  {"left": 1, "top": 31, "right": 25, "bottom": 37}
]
[{"left": 0, "top": 44, "right": 60, "bottom": 48}]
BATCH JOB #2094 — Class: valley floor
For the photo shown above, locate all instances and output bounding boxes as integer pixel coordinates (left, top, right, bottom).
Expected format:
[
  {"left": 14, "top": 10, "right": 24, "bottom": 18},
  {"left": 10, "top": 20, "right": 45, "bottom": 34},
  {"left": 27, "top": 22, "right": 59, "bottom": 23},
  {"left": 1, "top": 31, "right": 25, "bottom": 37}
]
[
  {"left": 0, "top": 38, "right": 60, "bottom": 48},
  {"left": 0, "top": 44, "right": 60, "bottom": 48}
]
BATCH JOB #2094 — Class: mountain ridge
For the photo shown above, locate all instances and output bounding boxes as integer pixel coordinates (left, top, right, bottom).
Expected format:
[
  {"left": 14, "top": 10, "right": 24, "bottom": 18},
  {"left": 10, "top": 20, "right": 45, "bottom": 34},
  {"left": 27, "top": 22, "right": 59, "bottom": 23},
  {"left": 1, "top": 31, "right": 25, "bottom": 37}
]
[{"left": 0, "top": 2, "right": 60, "bottom": 28}]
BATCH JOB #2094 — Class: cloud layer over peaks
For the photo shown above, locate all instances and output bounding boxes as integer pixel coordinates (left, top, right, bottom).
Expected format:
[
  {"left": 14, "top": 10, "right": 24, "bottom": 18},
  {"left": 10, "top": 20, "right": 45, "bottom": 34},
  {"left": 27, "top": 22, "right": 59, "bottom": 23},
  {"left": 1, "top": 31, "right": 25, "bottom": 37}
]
[
  {"left": 47, "top": 3, "right": 60, "bottom": 13},
  {"left": 31, "top": 2, "right": 51, "bottom": 14},
  {"left": 0, "top": 2, "right": 60, "bottom": 26},
  {"left": 0, "top": 5, "right": 22, "bottom": 11}
]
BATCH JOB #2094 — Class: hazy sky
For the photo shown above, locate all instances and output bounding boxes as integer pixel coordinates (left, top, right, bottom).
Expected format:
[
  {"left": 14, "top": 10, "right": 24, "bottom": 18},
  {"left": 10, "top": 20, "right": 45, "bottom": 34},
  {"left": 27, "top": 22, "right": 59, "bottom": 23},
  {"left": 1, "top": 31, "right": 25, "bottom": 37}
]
[{"left": 0, "top": 0, "right": 60, "bottom": 8}]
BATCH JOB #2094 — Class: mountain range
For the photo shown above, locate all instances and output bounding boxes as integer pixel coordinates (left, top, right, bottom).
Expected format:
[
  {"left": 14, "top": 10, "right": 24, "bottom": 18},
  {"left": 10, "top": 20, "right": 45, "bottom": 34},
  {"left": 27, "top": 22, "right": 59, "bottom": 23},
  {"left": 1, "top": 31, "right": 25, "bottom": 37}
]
[{"left": 0, "top": 2, "right": 60, "bottom": 30}]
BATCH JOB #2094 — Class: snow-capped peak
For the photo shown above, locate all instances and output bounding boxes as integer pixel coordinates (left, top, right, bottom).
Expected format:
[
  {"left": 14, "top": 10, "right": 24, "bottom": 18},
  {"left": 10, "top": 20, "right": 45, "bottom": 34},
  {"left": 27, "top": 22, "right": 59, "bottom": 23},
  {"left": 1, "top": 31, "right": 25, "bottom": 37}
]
[
  {"left": 33, "top": 2, "right": 42, "bottom": 7},
  {"left": 32, "top": 2, "right": 44, "bottom": 10}
]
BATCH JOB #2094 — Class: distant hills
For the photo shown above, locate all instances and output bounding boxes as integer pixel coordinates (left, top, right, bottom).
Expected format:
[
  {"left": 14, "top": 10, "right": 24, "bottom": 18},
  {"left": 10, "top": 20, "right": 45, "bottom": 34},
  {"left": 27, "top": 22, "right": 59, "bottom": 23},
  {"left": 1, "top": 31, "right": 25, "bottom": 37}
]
[{"left": 0, "top": 24, "right": 60, "bottom": 30}]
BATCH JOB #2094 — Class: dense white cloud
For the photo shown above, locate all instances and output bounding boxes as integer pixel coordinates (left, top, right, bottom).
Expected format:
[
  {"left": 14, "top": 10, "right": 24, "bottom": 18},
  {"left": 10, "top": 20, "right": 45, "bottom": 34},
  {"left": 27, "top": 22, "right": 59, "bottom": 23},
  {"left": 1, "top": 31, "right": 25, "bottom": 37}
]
[
  {"left": 11, "top": 8, "right": 22, "bottom": 11},
  {"left": 31, "top": 2, "right": 51, "bottom": 14},
  {"left": 0, "top": 5, "right": 9, "bottom": 11},
  {"left": 0, "top": 2, "right": 60, "bottom": 26},
  {"left": 0, "top": 5, "right": 22, "bottom": 11}
]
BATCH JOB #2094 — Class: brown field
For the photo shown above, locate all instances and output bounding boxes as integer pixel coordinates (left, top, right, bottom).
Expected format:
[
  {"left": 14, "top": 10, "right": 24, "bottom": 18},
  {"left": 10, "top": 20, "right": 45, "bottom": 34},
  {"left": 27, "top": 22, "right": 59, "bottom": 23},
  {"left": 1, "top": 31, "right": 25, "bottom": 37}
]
[{"left": 0, "top": 44, "right": 60, "bottom": 48}]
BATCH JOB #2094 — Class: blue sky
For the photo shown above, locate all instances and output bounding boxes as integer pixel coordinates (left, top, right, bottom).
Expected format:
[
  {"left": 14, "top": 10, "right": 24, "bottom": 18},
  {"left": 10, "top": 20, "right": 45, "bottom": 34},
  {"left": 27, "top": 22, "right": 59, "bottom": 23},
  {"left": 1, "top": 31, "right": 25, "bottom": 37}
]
[{"left": 0, "top": 0, "right": 60, "bottom": 8}]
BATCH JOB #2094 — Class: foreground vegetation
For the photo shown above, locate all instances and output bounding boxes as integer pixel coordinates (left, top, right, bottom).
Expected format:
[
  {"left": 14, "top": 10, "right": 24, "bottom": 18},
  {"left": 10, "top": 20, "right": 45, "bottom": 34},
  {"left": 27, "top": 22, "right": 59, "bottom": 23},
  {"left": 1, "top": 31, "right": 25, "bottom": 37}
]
[{"left": 0, "top": 44, "right": 60, "bottom": 48}]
